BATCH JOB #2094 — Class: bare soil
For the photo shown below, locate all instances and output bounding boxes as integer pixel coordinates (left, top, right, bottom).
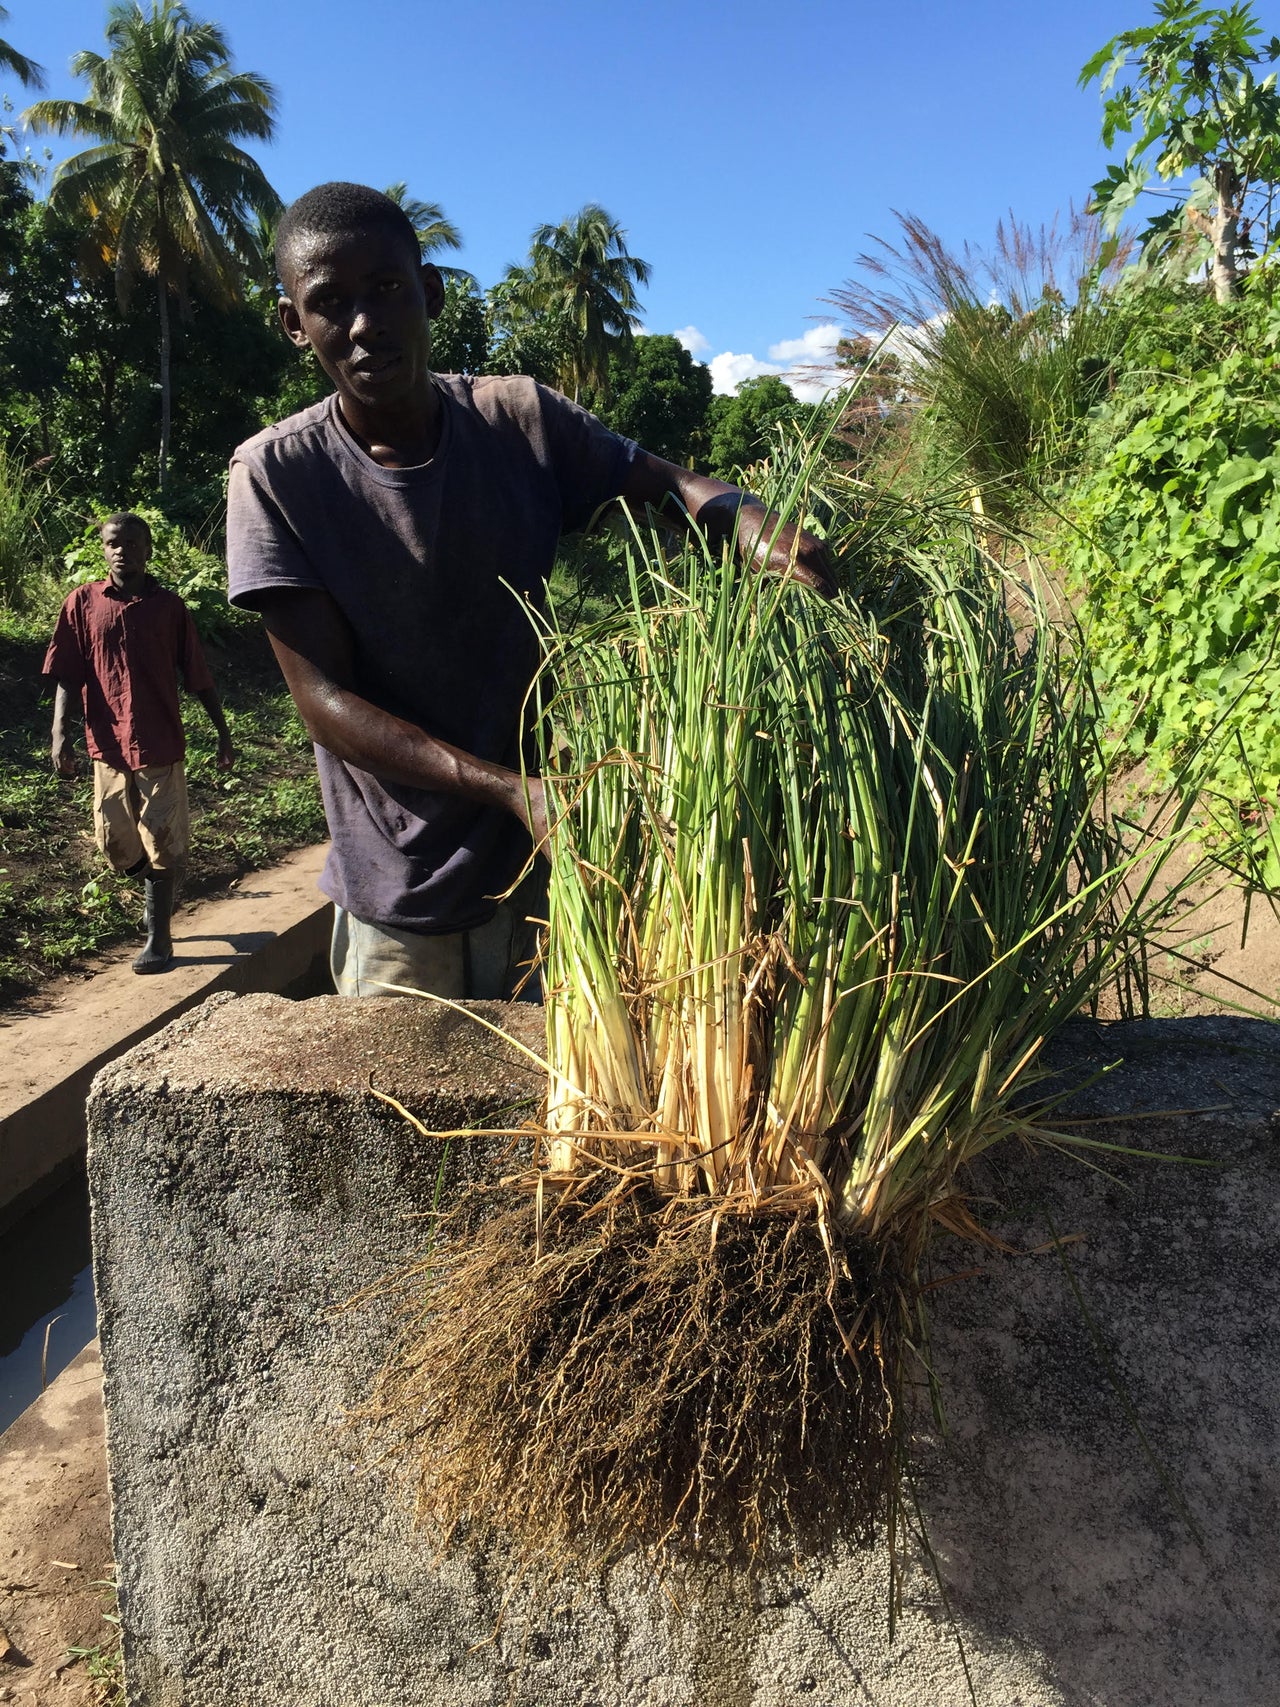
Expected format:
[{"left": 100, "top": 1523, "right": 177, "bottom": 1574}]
[
  {"left": 1101, "top": 764, "right": 1280, "bottom": 1021},
  {"left": 0, "top": 1347, "right": 112, "bottom": 1707},
  {"left": 1145, "top": 858, "right": 1280, "bottom": 1018}
]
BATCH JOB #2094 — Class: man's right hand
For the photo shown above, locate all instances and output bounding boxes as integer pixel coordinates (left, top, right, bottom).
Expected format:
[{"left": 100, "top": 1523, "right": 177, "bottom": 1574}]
[{"left": 52, "top": 737, "right": 77, "bottom": 778}]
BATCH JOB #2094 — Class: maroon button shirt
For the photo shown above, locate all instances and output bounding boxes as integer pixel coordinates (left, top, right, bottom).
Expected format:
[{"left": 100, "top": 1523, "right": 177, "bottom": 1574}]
[{"left": 42, "top": 577, "right": 215, "bottom": 772}]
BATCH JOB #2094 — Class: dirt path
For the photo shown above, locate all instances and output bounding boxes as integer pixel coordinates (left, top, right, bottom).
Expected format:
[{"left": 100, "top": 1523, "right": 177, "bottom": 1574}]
[
  {"left": 0, "top": 1346, "right": 111, "bottom": 1707},
  {"left": 1118, "top": 822, "right": 1280, "bottom": 1020},
  {"left": 1151, "top": 873, "right": 1280, "bottom": 1016}
]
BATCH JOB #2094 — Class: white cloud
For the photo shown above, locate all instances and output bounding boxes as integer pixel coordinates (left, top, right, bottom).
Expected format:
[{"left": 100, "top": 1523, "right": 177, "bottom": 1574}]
[
  {"left": 767, "top": 324, "right": 842, "bottom": 366},
  {"left": 877, "top": 312, "right": 945, "bottom": 370},
  {"left": 709, "top": 350, "right": 782, "bottom": 394},
  {"left": 672, "top": 324, "right": 711, "bottom": 357},
  {"left": 769, "top": 324, "right": 844, "bottom": 403},
  {"left": 705, "top": 324, "right": 846, "bottom": 403}
]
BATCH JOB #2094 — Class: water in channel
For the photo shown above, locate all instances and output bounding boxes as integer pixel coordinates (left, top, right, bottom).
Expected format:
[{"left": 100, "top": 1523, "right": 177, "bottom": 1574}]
[{"left": 0, "top": 1173, "right": 97, "bottom": 1435}]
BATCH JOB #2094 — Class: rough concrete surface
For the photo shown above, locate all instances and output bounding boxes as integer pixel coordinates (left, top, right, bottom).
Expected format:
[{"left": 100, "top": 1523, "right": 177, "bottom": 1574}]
[
  {"left": 0, "top": 1343, "right": 112, "bottom": 1706},
  {"left": 87, "top": 996, "right": 1280, "bottom": 1707}
]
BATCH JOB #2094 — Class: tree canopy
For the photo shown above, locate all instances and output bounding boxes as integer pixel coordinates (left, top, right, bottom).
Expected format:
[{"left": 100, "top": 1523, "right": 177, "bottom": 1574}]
[
  {"left": 600, "top": 334, "right": 712, "bottom": 466},
  {"left": 431, "top": 276, "right": 489, "bottom": 375},
  {"left": 706, "top": 375, "right": 811, "bottom": 480},
  {"left": 0, "top": 5, "right": 45, "bottom": 91},
  {"left": 383, "top": 182, "right": 474, "bottom": 284},
  {"left": 0, "top": 15, "right": 728, "bottom": 520},
  {"left": 25, "top": 0, "right": 281, "bottom": 488}
]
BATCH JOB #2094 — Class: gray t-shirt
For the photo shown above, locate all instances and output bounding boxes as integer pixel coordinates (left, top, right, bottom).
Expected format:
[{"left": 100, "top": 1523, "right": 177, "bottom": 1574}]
[{"left": 226, "top": 375, "right": 638, "bottom": 933}]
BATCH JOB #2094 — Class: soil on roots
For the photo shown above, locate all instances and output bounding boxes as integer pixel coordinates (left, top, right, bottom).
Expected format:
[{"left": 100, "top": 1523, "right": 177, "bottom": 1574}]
[{"left": 361, "top": 1181, "right": 910, "bottom": 1574}]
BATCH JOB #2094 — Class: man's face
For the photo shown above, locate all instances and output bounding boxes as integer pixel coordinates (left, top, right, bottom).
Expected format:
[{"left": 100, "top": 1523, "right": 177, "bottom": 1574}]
[
  {"left": 101, "top": 521, "right": 150, "bottom": 590},
  {"left": 278, "top": 226, "right": 444, "bottom": 417}
]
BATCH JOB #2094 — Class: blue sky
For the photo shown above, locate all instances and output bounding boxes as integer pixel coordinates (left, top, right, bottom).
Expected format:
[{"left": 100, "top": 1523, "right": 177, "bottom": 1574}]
[{"left": 14, "top": 1, "right": 1173, "bottom": 395}]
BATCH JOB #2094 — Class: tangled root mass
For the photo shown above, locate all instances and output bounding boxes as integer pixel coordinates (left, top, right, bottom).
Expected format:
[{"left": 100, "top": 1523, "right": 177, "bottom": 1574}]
[{"left": 363, "top": 1182, "right": 907, "bottom": 1573}]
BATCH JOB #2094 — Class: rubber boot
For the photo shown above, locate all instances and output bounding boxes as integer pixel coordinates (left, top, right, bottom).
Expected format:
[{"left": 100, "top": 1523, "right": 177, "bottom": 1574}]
[{"left": 132, "top": 871, "right": 175, "bottom": 974}]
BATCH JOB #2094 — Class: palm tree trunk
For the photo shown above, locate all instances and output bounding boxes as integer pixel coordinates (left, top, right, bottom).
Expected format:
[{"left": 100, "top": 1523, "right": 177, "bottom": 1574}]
[{"left": 157, "top": 279, "right": 172, "bottom": 493}]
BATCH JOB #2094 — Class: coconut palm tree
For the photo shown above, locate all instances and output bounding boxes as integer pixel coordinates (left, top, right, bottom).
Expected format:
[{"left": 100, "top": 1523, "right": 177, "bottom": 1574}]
[
  {"left": 25, "top": 1, "right": 280, "bottom": 491},
  {"left": 383, "top": 182, "right": 474, "bottom": 286},
  {"left": 523, "top": 204, "right": 650, "bottom": 403},
  {"left": 0, "top": 5, "right": 45, "bottom": 91},
  {"left": 0, "top": 1, "right": 46, "bottom": 167},
  {"left": 383, "top": 183, "right": 458, "bottom": 259}
]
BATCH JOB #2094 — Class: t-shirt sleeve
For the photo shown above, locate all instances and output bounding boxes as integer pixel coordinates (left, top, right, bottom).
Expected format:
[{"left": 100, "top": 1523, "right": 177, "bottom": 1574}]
[
  {"left": 42, "top": 595, "right": 86, "bottom": 687},
  {"left": 226, "top": 455, "right": 326, "bottom": 610},
  {"left": 533, "top": 384, "right": 640, "bottom": 533}
]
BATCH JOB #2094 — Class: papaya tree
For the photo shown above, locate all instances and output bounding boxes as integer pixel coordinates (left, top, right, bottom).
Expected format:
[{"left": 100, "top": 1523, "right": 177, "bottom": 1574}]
[{"left": 1082, "top": 2, "right": 1280, "bottom": 302}]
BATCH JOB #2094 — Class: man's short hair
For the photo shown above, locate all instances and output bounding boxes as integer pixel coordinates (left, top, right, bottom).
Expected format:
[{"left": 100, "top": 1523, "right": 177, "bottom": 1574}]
[
  {"left": 99, "top": 512, "right": 152, "bottom": 545},
  {"left": 275, "top": 183, "right": 420, "bottom": 291}
]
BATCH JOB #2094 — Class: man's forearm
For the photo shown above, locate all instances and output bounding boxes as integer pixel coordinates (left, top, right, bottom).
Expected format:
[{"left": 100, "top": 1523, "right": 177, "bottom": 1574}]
[
  {"left": 196, "top": 688, "right": 231, "bottom": 741},
  {"left": 257, "top": 587, "right": 537, "bottom": 833},
  {"left": 51, "top": 681, "right": 71, "bottom": 744},
  {"left": 297, "top": 678, "right": 527, "bottom": 818},
  {"left": 622, "top": 454, "right": 832, "bottom": 593},
  {"left": 50, "top": 681, "right": 78, "bottom": 776}
]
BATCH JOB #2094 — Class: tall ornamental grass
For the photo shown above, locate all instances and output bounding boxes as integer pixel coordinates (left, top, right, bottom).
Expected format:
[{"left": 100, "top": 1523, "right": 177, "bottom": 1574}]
[
  {"left": 368, "top": 431, "right": 1187, "bottom": 1571},
  {"left": 830, "top": 210, "right": 1132, "bottom": 511}
]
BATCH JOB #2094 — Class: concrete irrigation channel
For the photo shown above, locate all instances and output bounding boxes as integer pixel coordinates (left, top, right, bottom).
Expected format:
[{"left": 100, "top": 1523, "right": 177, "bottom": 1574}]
[
  {"left": 0, "top": 845, "right": 332, "bottom": 1701},
  {"left": 0, "top": 843, "right": 333, "bottom": 1233},
  {"left": 1, "top": 845, "right": 333, "bottom": 1420}
]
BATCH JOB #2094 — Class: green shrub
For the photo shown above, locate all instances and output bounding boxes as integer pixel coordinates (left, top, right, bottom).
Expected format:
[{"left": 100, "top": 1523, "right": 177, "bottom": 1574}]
[
  {"left": 1060, "top": 316, "right": 1280, "bottom": 883},
  {"left": 62, "top": 507, "right": 244, "bottom": 642},
  {"left": 0, "top": 444, "right": 57, "bottom": 611}
]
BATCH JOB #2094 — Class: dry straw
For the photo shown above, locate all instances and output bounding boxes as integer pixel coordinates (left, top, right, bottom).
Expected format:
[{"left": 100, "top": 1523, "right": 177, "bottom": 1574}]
[{"left": 365, "top": 422, "right": 1190, "bottom": 1572}]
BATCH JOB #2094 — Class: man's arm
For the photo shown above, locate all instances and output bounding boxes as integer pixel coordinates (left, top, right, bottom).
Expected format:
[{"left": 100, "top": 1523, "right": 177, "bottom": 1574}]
[
  {"left": 172, "top": 603, "right": 235, "bottom": 771},
  {"left": 195, "top": 688, "right": 237, "bottom": 771},
  {"left": 256, "top": 587, "right": 548, "bottom": 843},
  {"left": 50, "top": 680, "right": 77, "bottom": 777},
  {"left": 618, "top": 451, "right": 834, "bottom": 595}
]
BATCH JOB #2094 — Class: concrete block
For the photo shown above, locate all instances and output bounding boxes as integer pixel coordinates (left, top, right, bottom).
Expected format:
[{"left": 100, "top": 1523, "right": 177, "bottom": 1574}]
[{"left": 87, "top": 997, "right": 1280, "bottom": 1707}]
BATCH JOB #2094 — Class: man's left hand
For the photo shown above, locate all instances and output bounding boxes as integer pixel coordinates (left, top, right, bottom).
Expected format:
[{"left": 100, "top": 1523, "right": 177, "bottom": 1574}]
[
  {"left": 737, "top": 510, "right": 836, "bottom": 597},
  {"left": 216, "top": 736, "right": 237, "bottom": 771}
]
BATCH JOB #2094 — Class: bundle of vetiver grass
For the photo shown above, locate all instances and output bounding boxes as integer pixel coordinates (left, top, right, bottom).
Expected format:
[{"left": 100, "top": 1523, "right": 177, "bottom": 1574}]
[{"left": 369, "top": 435, "right": 1177, "bottom": 1571}]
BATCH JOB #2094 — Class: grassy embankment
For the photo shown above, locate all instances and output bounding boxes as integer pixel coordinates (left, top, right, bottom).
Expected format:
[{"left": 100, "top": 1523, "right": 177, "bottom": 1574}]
[{"left": 837, "top": 220, "right": 1280, "bottom": 963}]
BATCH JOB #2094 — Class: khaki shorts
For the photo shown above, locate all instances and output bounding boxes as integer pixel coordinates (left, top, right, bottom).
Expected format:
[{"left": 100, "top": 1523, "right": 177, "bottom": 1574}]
[
  {"left": 92, "top": 760, "right": 190, "bottom": 874},
  {"left": 331, "top": 867, "right": 546, "bottom": 1002}
]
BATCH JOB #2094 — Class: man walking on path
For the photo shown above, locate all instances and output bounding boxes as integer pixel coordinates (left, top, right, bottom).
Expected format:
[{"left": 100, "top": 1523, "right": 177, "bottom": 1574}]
[
  {"left": 227, "top": 181, "right": 829, "bottom": 1002},
  {"left": 44, "top": 512, "right": 236, "bottom": 974}
]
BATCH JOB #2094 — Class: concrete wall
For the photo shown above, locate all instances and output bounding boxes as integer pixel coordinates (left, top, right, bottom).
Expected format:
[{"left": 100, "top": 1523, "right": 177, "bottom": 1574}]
[{"left": 87, "top": 995, "right": 1280, "bottom": 1707}]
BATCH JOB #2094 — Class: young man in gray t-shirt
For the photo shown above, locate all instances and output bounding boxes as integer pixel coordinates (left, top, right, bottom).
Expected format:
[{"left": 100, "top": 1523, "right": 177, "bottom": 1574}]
[{"left": 227, "top": 182, "right": 830, "bottom": 1001}]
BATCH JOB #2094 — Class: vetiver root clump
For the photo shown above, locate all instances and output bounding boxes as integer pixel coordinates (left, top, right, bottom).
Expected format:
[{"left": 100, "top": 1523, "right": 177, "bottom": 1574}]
[
  {"left": 366, "top": 427, "right": 1188, "bottom": 1572},
  {"left": 369, "top": 1180, "right": 908, "bottom": 1569}
]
